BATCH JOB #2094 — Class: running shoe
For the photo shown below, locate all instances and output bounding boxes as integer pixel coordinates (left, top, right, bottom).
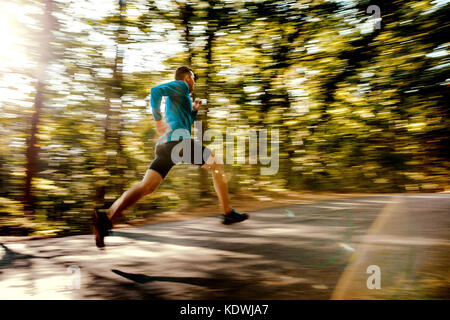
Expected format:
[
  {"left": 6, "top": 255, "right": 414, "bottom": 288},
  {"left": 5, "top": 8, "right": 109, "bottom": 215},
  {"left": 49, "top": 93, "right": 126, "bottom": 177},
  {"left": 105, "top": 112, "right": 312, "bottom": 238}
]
[
  {"left": 222, "top": 208, "right": 249, "bottom": 225},
  {"left": 93, "top": 208, "right": 112, "bottom": 248}
]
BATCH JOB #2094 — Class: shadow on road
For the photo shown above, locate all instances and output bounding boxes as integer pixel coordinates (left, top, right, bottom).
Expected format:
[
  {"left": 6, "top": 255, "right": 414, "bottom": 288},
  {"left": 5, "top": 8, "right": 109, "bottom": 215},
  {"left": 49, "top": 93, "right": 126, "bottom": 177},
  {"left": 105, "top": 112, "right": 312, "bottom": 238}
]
[
  {"left": 0, "top": 243, "right": 35, "bottom": 269},
  {"left": 112, "top": 269, "right": 219, "bottom": 286}
]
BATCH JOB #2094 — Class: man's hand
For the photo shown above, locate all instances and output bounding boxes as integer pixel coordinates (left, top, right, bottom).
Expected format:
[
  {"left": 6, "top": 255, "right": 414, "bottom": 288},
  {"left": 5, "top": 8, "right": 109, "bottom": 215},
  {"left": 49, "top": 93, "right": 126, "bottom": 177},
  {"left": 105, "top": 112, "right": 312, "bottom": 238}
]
[
  {"left": 193, "top": 98, "right": 203, "bottom": 111},
  {"left": 155, "top": 120, "right": 170, "bottom": 135}
]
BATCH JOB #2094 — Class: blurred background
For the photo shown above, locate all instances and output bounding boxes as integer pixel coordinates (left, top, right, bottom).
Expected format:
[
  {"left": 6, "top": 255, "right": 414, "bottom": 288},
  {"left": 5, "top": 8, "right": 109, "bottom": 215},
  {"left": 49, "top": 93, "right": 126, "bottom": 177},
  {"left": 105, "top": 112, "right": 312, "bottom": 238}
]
[{"left": 0, "top": 0, "right": 448, "bottom": 236}]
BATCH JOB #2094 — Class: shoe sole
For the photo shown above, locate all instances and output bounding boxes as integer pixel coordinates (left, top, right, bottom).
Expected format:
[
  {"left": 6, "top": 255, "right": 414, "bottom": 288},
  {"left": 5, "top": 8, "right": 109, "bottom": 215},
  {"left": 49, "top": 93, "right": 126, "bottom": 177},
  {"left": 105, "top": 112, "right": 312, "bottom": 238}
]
[
  {"left": 92, "top": 223, "right": 105, "bottom": 248},
  {"left": 94, "top": 229, "right": 105, "bottom": 248},
  {"left": 93, "top": 210, "right": 108, "bottom": 248},
  {"left": 222, "top": 214, "right": 249, "bottom": 225}
]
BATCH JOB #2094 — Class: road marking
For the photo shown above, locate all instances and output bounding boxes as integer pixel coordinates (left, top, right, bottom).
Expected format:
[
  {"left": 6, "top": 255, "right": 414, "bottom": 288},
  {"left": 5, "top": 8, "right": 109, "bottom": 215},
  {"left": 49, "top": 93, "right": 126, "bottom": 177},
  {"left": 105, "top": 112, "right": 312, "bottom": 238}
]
[
  {"left": 329, "top": 202, "right": 362, "bottom": 206},
  {"left": 339, "top": 243, "right": 356, "bottom": 252},
  {"left": 358, "top": 199, "right": 399, "bottom": 204},
  {"left": 362, "top": 236, "right": 450, "bottom": 247},
  {"left": 406, "top": 195, "right": 446, "bottom": 199},
  {"left": 331, "top": 196, "right": 402, "bottom": 300},
  {"left": 310, "top": 206, "right": 350, "bottom": 210}
]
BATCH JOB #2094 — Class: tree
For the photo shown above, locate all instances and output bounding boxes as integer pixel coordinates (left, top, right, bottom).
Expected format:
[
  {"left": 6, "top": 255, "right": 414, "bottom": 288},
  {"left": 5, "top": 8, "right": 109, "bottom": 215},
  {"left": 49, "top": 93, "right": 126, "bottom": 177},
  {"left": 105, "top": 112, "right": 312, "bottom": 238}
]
[{"left": 24, "top": 0, "right": 56, "bottom": 216}]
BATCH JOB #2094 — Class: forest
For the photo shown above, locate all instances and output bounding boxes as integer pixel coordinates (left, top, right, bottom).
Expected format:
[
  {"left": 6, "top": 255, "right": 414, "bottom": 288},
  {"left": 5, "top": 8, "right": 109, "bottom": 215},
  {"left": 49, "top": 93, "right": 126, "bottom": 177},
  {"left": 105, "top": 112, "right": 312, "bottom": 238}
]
[{"left": 0, "top": 0, "right": 448, "bottom": 236}]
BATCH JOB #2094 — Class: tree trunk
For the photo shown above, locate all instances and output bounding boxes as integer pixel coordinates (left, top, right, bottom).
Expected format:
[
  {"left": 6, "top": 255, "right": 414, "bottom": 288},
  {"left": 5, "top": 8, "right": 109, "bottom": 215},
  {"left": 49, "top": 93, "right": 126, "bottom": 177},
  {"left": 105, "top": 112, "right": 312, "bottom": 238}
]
[
  {"left": 24, "top": 81, "right": 44, "bottom": 215},
  {"left": 181, "top": 2, "right": 194, "bottom": 66},
  {"left": 94, "top": 0, "right": 127, "bottom": 210},
  {"left": 198, "top": 30, "right": 215, "bottom": 197},
  {"left": 24, "top": 0, "right": 54, "bottom": 216}
]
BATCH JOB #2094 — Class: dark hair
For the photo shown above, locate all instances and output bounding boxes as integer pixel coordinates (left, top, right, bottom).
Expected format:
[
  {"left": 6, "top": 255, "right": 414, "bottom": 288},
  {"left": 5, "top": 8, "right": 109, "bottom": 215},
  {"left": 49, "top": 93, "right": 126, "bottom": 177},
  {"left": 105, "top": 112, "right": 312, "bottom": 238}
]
[{"left": 175, "top": 66, "right": 198, "bottom": 81}]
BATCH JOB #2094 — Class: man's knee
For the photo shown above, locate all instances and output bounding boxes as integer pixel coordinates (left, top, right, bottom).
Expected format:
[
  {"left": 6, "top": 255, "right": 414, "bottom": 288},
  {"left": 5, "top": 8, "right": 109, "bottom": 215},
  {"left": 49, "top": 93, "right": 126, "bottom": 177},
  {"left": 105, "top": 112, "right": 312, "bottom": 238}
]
[
  {"left": 140, "top": 179, "right": 159, "bottom": 195},
  {"left": 140, "top": 169, "right": 163, "bottom": 195},
  {"left": 213, "top": 162, "right": 224, "bottom": 172},
  {"left": 203, "top": 158, "right": 224, "bottom": 173}
]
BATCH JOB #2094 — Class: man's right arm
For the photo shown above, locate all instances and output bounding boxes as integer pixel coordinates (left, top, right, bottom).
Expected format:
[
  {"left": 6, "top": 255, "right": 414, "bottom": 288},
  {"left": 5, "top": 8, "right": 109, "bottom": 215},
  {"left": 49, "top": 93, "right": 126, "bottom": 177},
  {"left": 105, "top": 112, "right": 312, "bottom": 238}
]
[
  {"left": 150, "top": 81, "right": 186, "bottom": 134},
  {"left": 150, "top": 81, "right": 187, "bottom": 121},
  {"left": 154, "top": 120, "right": 169, "bottom": 135}
]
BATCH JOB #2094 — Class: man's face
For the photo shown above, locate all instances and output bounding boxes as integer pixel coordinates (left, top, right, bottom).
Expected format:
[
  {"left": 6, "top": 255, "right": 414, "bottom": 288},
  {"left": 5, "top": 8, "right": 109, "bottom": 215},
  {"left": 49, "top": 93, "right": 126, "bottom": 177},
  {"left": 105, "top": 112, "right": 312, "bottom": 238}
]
[{"left": 184, "top": 71, "right": 195, "bottom": 93}]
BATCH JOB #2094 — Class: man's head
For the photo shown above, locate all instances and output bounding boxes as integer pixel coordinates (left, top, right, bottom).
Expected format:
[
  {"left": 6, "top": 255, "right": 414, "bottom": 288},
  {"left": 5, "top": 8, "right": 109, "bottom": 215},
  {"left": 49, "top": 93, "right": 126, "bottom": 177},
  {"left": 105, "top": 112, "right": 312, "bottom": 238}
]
[{"left": 175, "top": 66, "right": 198, "bottom": 93}]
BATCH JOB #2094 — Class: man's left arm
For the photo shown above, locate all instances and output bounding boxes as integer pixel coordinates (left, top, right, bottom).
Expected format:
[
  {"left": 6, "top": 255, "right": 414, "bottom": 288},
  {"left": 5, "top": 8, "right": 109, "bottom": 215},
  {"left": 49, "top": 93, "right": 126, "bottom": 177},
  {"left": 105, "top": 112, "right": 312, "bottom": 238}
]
[{"left": 191, "top": 98, "right": 202, "bottom": 120}]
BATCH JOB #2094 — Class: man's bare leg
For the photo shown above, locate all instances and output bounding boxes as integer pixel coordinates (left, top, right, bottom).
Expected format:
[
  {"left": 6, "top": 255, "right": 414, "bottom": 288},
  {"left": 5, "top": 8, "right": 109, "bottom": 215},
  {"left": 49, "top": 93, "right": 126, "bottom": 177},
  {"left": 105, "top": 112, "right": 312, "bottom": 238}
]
[
  {"left": 107, "top": 169, "right": 163, "bottom": 225},
  {"left": 202, "top": 154, "right": 232, "bottom": 214}
]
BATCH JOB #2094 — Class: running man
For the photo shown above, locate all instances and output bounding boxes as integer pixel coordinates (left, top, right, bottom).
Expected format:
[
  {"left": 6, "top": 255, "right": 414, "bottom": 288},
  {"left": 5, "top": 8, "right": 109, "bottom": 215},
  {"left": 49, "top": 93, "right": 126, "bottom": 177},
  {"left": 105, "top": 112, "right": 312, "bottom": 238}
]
[{"left": 93, "top": 66, "right": 249, "bottom": 248}]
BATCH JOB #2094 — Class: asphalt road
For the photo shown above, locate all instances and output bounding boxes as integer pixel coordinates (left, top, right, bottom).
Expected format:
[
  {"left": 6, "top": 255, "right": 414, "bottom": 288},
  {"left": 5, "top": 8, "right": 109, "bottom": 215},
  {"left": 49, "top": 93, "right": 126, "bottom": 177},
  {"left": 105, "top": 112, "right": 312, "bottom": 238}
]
[{"left": 0, "top": 194, "right": 448, "bottom": 299}]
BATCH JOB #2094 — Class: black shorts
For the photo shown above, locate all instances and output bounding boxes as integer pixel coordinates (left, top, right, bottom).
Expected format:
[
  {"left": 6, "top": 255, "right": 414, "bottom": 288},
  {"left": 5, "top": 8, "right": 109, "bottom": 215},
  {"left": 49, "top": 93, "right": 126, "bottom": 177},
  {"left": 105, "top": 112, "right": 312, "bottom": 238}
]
[{"left": 149, "top": 139, "right": 213, "bottom": 179}]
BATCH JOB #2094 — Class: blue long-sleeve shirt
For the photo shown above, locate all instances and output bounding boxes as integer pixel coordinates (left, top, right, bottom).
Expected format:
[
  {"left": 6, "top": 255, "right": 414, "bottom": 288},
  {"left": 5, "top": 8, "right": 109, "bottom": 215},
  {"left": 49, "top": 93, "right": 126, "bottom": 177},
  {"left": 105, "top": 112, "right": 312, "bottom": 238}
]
[{"left": 150, "top": 80, "right": 198, "bottom": 145}]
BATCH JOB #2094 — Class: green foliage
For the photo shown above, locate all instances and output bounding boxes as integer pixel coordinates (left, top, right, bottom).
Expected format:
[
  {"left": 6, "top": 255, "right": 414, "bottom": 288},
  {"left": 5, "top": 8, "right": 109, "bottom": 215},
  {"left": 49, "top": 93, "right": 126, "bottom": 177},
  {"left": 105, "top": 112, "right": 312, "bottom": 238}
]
[{"left": 0, "top": 0, "right": 448, "bottom": 235}]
